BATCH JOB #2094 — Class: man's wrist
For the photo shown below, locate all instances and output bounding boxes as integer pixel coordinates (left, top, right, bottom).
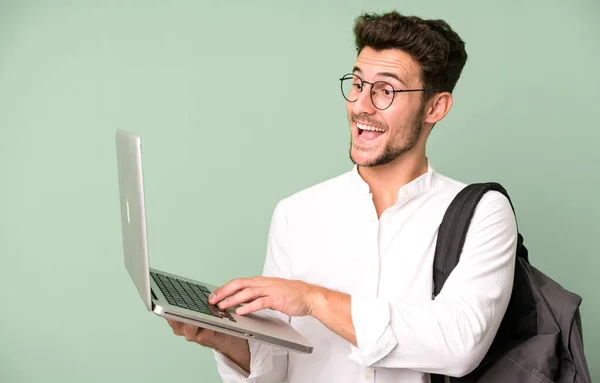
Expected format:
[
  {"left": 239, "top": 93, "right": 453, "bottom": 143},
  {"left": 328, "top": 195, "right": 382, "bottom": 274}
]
[
  {"left": 308, "top": 285, "right": 357, "bottom": 346},
  {"left": 214, "top": 335, "right": 251, "bottom": 373},
  {"left": 213, "top": 333, "right": 244, "bottom": 354},
  {"left": 309, "top": 285, "right": 328, "bottom": 320}
]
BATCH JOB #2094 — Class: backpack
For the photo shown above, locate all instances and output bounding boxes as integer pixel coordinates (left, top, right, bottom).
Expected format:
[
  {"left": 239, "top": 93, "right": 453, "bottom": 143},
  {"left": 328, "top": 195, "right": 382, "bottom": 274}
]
[{"left": 430, "top": 182, "right": 592, "bottom": 383}]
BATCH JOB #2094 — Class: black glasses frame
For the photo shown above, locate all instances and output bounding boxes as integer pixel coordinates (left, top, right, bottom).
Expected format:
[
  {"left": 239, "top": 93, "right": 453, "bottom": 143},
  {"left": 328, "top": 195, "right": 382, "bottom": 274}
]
[{"left": 339, "top": 73, "right": 442, "bottom": 110}]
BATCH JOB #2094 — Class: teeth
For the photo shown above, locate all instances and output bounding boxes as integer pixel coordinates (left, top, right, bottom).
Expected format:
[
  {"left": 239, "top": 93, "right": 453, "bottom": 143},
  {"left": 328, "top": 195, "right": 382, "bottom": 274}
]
[{"left": 357, "top": 122, "right": 385, "bottom": 132}]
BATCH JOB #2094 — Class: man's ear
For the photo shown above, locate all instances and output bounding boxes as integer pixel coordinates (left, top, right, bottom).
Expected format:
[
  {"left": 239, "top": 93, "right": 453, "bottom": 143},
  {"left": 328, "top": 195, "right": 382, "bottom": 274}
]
[{"left": 424, "top": 92, "right": 453, "bottom": 124}]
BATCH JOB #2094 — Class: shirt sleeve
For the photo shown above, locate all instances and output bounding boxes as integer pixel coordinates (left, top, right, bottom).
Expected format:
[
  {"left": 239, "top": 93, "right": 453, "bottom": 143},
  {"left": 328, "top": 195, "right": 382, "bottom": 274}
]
[
  {"left": 347, "top": 191, "right": 518, "bottom": 377},
  {"left": 213, "top": 201, "right": 292, "bottom": 382}
]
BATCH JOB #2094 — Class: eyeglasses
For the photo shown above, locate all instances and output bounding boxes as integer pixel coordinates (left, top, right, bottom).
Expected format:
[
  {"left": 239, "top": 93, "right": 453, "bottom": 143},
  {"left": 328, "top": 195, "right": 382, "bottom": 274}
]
[{"left": 339, "top": 73, "right": 441, "bottom": 110}]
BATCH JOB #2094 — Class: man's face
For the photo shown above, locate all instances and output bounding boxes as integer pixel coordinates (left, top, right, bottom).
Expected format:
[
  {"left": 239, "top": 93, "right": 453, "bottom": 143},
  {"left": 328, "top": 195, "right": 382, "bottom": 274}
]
[{"left": 346, "top": 47, "right": 427, "bottom": 167}]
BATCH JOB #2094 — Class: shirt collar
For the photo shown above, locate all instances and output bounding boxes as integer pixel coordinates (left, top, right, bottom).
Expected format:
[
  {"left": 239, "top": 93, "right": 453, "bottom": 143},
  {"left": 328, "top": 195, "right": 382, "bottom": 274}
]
[{"left": 348, "top": 161, "right": 437, "bottom": 199}]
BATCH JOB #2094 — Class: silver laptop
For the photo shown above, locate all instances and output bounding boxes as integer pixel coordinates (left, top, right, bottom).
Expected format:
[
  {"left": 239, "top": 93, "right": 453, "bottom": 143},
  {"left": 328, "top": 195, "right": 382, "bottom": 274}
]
[{"left": 114, "top": 128, "right": 313, "bottom": 354}]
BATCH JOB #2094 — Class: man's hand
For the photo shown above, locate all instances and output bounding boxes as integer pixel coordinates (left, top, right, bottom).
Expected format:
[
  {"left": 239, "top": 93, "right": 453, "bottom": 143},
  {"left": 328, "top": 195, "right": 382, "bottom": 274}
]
[
  {"left": 209, "top": 277, "right": 320, "bottom": 317},
  {"left": 166, "top": 320, "right": 251, "bottom": 373},
  {"left": 166, "top": 319, "right": 224, "bottom": 348},
  {"left": 210, "top": 276, "right": 356, "bottom": 345}
]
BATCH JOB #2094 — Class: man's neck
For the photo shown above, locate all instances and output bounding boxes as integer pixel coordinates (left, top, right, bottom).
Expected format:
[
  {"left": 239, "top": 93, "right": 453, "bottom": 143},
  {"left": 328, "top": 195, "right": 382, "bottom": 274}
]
[{"left": 358, "top": 154, "right": 428, "bottom": 218}]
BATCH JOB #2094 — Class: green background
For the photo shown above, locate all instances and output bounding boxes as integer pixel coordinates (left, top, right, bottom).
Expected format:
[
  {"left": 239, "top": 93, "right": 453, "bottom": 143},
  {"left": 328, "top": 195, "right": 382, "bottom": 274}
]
[{"left": 1, "top": 0, "right": 598, "bottom": 381}]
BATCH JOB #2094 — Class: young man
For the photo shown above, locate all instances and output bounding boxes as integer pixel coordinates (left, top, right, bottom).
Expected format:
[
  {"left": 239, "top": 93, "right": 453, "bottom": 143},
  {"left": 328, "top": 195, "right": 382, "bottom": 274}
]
[{"left": 168, "top": 11, "right": 517, "bottom": 383}]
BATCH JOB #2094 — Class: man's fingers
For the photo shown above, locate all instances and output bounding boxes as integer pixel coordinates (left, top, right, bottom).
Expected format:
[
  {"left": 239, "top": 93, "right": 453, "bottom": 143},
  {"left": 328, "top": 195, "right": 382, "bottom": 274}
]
[
  {"left": 166, "top": 319, "right": 221, "bottom": 348},
  {"left": 195, "top": 328, "right": 218, "bottom": 346},
  {"left": 167, "top": 319, "right": 184, "bottom": 335},
  {"left": 209, "top": 278, "right": 248, "bottom": 304},
  {"left": 210, "top": 277, "right": 272, "bottom": 305},
  {"left": 182, "top": 324, "right": 200, "bottom": 341},
  {"left": 218, "top": 287, "right": 265, "bottom": 310},
  {"left": 235, "top": 297, "right": 270, "bottom": 315},
  {"left": 209, "top": 278, "right": 251, "bottom": 304},
  {"left": 167, "top": 319, "right": 201, "bottom": 341}
]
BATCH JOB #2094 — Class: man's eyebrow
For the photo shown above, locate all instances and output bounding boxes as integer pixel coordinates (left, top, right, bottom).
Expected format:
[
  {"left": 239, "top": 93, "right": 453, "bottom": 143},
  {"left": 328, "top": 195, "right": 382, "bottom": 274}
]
[
  {"left": 352, "top": 66, "right": 407, "bottom": 87},
  {"left": 379, "top": 72, "right": 407, "bottom": 87}
]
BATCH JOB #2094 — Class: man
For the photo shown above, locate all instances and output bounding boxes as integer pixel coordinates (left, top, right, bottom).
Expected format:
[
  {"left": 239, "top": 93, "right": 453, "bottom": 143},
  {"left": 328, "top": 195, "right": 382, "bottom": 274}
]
[{"left": 168, "top": 11, "right": 517, "bottom": 383}]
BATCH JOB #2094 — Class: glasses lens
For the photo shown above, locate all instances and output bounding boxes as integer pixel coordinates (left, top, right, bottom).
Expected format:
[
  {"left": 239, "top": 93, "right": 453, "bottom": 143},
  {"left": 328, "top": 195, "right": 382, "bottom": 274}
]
[
  {"left": 341, "top": 74, "right": 361, "bottom": 102},
  {"left": 372, "top": 81, "right": 394, "bottom": 110}
]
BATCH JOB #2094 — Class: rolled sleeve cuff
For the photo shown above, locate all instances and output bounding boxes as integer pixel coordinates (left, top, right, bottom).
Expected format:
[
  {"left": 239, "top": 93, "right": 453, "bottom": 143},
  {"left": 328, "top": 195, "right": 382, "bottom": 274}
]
[
  {"left": 348, "top": 295, "right": 398, "bottom": 366},
  {"left": 213, "top": 340, "right": 274, "bottom": 382}
]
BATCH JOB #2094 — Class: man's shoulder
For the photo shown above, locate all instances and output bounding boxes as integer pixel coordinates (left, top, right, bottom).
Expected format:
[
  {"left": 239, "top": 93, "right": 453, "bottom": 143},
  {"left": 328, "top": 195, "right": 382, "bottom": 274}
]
[
  {"left": 432, "top": 171, "right": 467, "bottom": 195},
  {"left": 431, "top": 172, "right": 515, "bottom": 221}
]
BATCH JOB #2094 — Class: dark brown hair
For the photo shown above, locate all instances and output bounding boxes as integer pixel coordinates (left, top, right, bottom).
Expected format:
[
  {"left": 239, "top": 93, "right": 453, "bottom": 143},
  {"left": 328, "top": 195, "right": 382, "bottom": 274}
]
[{"left": 354, "top": 11, "right": 468, "bottom": 101}]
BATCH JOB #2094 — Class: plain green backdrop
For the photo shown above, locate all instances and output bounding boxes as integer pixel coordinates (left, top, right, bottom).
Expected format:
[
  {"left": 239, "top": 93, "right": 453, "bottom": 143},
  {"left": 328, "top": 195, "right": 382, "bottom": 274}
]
[{"left": 1, "top": 0, "right": 598, "bottom": 382}]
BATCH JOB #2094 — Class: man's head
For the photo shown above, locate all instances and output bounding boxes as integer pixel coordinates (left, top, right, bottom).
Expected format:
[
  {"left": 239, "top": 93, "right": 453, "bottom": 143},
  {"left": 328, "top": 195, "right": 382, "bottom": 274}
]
[{"left": 344, "top": 11, "right": 468, "bottom": 167}]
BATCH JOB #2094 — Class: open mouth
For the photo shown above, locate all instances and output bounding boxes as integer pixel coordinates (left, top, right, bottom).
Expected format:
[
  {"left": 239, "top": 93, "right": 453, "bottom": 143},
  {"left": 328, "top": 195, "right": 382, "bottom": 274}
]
[{"left": 356, "top": 122, "right": 385, "bottom": 142}]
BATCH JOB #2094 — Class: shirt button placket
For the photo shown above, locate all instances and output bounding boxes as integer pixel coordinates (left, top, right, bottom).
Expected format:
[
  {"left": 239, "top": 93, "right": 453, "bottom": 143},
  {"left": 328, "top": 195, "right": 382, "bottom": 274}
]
[{"left": 372, "top": 217, "right": 381, "bottom": 295}]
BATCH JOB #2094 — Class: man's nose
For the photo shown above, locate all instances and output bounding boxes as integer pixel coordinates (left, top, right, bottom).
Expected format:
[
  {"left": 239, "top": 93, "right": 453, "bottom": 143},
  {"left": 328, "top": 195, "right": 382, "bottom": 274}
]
[{"left": 352, "top": 87, "right": 376, "bottom": 115}]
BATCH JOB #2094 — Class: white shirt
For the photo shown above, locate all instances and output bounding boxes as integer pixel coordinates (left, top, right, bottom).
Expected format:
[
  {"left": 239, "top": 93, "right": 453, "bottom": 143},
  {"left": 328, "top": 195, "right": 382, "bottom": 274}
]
[{"left": 213, "top": 164, "right": 517, "bottom": 383}]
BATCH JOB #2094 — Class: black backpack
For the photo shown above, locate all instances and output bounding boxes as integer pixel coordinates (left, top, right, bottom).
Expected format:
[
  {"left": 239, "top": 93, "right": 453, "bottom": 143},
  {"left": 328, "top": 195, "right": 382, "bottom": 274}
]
[{"left": 430, "top": 182, "right": 592, "bottom": 383}]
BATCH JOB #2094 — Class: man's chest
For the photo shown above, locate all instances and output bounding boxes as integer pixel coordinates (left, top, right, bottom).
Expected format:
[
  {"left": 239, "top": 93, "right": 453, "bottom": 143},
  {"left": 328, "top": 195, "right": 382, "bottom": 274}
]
[{"left": 286, "top": 204, "right": 444, "bottom": 301}]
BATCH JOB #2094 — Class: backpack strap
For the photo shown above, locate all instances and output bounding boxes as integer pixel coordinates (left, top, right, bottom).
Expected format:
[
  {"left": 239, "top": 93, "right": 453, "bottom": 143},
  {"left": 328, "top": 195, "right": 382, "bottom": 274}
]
[
  {"left": 430, "top": 182, "right": 519, "bottom": 383},
  {"left": 432, "top": 182, "right": 517, "bottom": 298}
]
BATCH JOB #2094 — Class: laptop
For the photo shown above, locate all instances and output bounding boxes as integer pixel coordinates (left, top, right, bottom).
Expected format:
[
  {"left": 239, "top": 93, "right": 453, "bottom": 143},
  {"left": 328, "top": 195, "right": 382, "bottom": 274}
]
[{"left": 114, "top": 128, "right": 313, "bottom": 354}]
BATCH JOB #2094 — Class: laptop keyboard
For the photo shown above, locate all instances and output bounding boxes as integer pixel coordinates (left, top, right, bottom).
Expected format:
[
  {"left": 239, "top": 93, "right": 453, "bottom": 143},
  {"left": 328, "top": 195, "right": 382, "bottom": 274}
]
[{"left": 150, "top": 271, "right": 236, "bottom": 322}]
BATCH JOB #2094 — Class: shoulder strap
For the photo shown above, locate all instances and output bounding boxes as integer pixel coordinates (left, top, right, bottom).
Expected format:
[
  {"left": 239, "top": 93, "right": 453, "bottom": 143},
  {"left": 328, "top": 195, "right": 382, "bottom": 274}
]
[{"left": 432, "top": 182, "right": 517, "bottom": 298}]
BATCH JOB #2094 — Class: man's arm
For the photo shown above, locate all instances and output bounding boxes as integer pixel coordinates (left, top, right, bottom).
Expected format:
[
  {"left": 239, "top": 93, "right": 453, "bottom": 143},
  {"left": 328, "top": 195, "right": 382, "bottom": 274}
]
[
  {"left": 212, "top": 201, "right": 292, "bottom": 382},
  {"left": 215, "top": 338, "right": 251, "bottom": 372},
  {"left": 213, "top": 191, "right": 517, "bottom": 377},
  {"left": 343, "top": 191, "right": 517, "bottom": 376}
]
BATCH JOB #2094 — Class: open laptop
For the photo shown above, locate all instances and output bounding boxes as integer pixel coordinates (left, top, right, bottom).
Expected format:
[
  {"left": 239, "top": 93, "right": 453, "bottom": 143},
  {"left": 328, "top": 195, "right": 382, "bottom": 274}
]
[{"left": 114, "top": 128, "right": 313, "bottom": 354}]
